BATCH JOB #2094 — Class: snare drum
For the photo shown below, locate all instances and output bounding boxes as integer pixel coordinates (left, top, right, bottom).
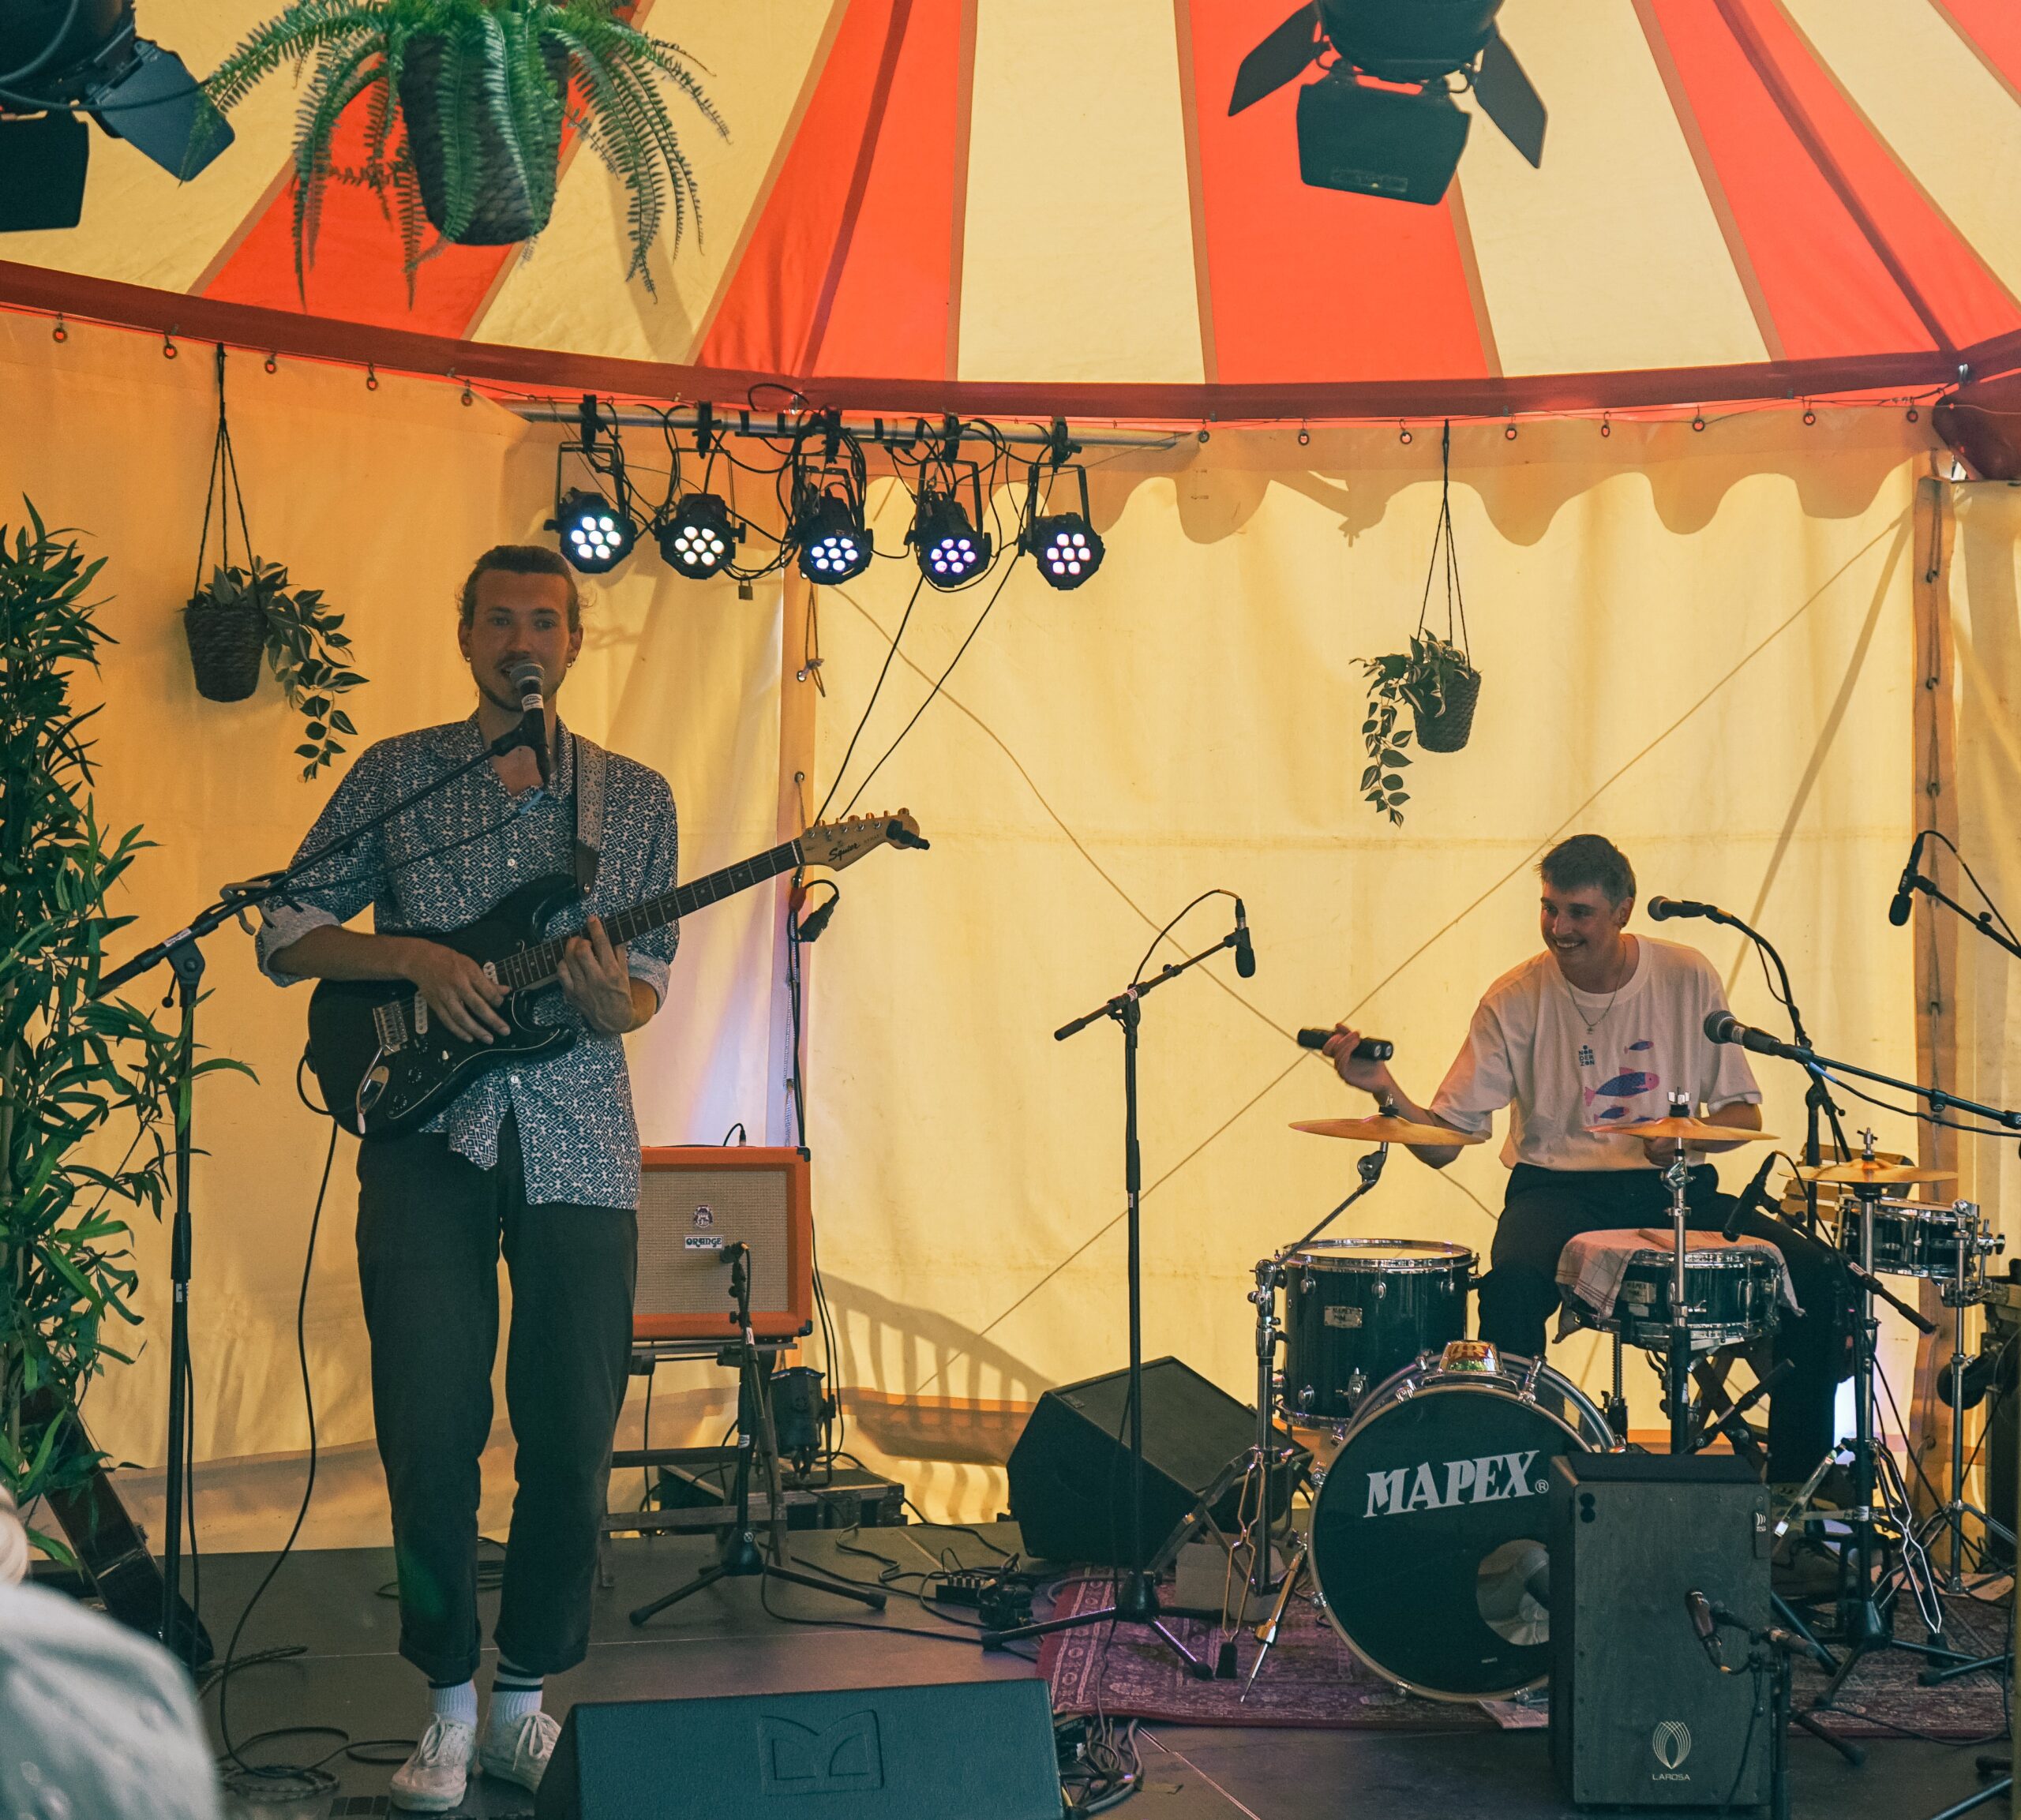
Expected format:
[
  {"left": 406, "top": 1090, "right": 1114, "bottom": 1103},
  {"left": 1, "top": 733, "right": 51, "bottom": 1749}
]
[
  {"left": 1280, "top": 1238, "right": 1474, "bottom": 1425},
  {"left": 1307, "top": 1342, "right": 1615, "bottom": 1700},
  {"left": 1607, "top": 1247, "right": 1783, "bottom": 1352},
  {"left": 1839, "top": 1198, "right": 2001, "bottom": 1283}
]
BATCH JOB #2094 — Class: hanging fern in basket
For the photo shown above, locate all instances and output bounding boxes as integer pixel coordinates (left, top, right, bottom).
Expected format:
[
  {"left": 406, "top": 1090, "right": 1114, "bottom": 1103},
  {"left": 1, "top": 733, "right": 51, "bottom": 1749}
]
[{"left": 205, "top": 0, "right": 725, "bottom": 296}]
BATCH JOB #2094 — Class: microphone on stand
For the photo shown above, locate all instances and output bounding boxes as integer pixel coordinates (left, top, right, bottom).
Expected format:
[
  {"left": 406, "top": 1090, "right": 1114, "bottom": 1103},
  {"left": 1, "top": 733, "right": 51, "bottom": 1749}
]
[
  {"left": 1703, "top": 1009, "right": 1794, "bottom": 1058},
  {"left": 507, "top": 659, "right": 551, "bottom": 785},
  {"left": 1723, "top": 1149, "right": 1779, "bottom": 1242},
  {"left": 1888, "top": 829, "right": 1930, "bottom": 927},
  {"left": 1648, "top": 896, "right": 1727, "bottom": 923},
  {"left": 1232, "top": 899, "right": 1257, "bottom": 979}
]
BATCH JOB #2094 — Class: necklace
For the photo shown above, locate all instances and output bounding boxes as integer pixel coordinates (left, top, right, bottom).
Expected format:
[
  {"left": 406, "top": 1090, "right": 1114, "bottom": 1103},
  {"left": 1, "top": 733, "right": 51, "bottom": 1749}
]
[{"left": 1569, "top": 946, "right": 1633, "bottom": 1036}]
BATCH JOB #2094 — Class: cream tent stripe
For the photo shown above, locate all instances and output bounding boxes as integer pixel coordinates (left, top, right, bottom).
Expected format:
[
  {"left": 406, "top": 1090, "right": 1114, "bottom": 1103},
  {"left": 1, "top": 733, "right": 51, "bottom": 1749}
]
[
  {"left": 474, "top": 0, "right": 848, "bottom": 365},
  {"left": 1169, "top": 0, "right": 1220, "bottom": 388},
  {"left": 1785, "top": 0, "right": 2021, "bottom": 311},
  {"left": 1460, "top": 0, "right": 1770, "bottom": 378},
  {"left": 957, "top": 0, "right": 1205, "bottom": 384}
]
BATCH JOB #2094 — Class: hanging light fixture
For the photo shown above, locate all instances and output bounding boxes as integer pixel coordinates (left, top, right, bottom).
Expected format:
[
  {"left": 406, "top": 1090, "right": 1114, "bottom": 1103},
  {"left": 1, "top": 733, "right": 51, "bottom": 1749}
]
[
  {"left": 654, "top": 492, "right": 741, "bottom": 579},
  {"left": 909, "top": 489, "right": 992, "bottom": 589},
  {"left": 1022, "top": 459, "right": 1104, "bottom": 592},
  {"left": 550, "top": 489, "right": 636, "bottom": 575},
  {"left": 794, "top": 489, "right": 872, "bottom": 583}
]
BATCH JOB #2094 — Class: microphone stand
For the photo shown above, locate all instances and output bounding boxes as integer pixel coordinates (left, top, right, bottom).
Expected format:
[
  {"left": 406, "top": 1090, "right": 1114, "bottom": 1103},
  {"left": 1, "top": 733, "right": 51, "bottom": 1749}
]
[
  {"left": 981, "top": 919, "right": 1250, "bottom": 1674},
  {"left": 1900, "top": 868, "right": 2021, "bottom": 964},
  {"left": 94, "top": 714, "right": 549, "bottom": 1667}
]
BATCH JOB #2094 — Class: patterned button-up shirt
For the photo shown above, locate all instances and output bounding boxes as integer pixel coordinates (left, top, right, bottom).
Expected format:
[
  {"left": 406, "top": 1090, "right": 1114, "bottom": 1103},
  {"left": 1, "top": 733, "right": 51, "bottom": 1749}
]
[{"left": 257, "top": 718, "right": 677, "bottom": 1209}]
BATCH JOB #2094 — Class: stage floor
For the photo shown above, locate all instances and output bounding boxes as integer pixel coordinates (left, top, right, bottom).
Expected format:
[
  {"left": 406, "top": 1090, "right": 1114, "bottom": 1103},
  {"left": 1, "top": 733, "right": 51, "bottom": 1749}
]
[{"left": 194, "top": 1528, "right": 2000, "bottom": 1819}]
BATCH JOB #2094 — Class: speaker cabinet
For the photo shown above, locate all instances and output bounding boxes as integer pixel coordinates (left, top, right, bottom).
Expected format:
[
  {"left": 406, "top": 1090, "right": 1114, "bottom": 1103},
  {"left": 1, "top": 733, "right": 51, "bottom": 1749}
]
[
  {"left": 1007, "top": 1357, "right": 1304, "bottom": 1567},
  {"left": 533, "top": 1679, "right": 1060, "bottom": 1819},
  {"left": 636, "top": 1147, "right": 811, "bottom": 1343},
  {"left": 1550, "top": 1453, "right": 1770, "bottom": 1808}
]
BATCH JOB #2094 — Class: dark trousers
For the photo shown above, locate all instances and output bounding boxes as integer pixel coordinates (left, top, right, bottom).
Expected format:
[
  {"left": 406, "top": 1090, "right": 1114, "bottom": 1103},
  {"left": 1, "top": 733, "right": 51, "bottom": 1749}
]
[
  {"left": 1476, "top": 1163, "right": 1850, "bottom": 1480},
  {"left": 356, "top": 1120, "right": 636, "bottom": 1685}
]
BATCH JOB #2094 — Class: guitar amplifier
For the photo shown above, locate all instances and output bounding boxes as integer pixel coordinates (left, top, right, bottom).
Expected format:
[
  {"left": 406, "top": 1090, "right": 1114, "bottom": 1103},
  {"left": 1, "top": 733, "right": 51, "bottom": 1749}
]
[{"left": 636, "top": 1148, "right": 812, "bottom": 1343}]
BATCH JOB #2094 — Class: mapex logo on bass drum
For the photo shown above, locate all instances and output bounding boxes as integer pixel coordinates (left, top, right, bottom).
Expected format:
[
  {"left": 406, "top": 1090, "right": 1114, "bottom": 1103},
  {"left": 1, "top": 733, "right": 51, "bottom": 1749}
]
[
  {"left": 1651, "top": 1720, "right": 1693, "bottom": 1776},
  {"left": 1362, "top": 1451, "right": 1547, "bottom": 1517}
]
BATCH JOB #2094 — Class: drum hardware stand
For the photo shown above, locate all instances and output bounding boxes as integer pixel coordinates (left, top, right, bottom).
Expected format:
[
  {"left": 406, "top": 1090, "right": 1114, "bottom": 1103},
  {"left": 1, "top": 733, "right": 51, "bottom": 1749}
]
[
  {"left": 984, "top": 915, "right": 1254, "bottom": 1675},
  {"left": 1658, "top": 1101, "right": 1706, "bottom": 1457},
  {"left": 628, "top": 1243, "right": 885, "bottom": 1627}
]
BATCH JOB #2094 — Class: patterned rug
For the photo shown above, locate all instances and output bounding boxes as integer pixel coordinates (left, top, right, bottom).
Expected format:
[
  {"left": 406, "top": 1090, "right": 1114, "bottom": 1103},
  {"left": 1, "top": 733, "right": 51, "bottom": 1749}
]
[{"left": 1039, "top": 1575, "right": 2012, "bottom": 1739}]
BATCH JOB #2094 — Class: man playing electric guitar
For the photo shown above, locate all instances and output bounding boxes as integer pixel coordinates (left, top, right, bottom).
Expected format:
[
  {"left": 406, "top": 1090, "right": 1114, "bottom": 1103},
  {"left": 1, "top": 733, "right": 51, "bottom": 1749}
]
[{"left": 259, "top": 545, "right": 675, "bottom": 1811}]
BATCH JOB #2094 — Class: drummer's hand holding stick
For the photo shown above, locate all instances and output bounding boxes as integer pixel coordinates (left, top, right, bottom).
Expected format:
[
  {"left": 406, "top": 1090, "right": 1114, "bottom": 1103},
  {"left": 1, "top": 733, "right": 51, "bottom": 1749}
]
[{"left": 1321, "top": 1025, "right": 1467, "bottom": 1168}]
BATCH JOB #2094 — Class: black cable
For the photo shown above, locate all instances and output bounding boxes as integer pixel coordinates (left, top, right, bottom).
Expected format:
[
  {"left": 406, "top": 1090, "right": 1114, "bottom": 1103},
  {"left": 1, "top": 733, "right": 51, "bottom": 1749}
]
[
  {"left": 1925, "top": 831, "right": 2021, "bottom": 949},
  {"left": 815, "top": 571, "right": 926, "bottom": 822},
  {"left": 1130, "top": 889, "right": 1236, "bottom": 987},
  {"left": 1817, "top": 1068, "right": 2021, "bottom": 1145},
  {"left": 208, "top": 1123, "right": 339, "bottom": 1800},
  {"left": 1716, "top": 1661, "right": 1763, "bottom": 1817}
]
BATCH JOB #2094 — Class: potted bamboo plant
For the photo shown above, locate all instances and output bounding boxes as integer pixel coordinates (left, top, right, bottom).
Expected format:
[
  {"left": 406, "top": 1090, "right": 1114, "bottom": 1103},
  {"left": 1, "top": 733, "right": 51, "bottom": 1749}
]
[{"left": 204, "top": 0, "right": 724, "bottom": 292}]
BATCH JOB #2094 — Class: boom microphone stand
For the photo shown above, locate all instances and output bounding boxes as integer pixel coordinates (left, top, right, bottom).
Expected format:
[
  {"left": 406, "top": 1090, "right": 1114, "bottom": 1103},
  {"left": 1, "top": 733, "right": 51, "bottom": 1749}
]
[
  {"left": 982, "top": 915, "right": 1252, "bottom": 1673},
  {"left": 95, "top": 714, "right": 551, "bottom": 1666}
]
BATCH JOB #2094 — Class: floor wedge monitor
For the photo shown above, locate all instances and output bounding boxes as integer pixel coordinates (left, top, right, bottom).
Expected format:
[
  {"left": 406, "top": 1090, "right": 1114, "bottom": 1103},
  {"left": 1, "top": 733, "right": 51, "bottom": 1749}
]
[{"left": 533, "top": 1678, "right": 1061, "bottom": 1819}]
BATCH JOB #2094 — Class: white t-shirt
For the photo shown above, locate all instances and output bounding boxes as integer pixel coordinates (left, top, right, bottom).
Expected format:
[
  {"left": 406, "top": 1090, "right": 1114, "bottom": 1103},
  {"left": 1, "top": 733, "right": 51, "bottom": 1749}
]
[{"left": 1428, "top": 936, "right": 1760, "bottom": 1172}]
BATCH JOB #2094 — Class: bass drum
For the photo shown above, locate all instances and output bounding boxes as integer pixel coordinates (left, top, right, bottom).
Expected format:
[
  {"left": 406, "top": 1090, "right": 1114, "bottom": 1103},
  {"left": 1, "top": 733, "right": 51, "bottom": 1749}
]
[{"left": 1308, "top": 1343, "right": 1616, "bottom": 1701}]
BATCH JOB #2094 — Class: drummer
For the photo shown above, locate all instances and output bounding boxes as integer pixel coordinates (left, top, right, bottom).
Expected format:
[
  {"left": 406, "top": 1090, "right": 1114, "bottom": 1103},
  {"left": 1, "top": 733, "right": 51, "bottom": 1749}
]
[{"left": 1325, "top": 833, "right": 1848, "bottom": 1483}]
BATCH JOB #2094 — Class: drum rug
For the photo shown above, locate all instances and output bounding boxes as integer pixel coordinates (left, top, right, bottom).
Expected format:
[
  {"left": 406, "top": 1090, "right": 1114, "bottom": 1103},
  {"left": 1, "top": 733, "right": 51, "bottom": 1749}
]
[{"left": 1039, "top": 1576, "right": 2012, "bottom": 1738}]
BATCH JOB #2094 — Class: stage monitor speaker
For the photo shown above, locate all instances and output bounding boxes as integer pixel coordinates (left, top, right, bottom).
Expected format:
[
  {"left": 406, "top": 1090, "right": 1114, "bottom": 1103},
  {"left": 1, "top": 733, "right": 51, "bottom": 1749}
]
[
  {"left": 1007, "top": 1356, "right": 1305, "bottom": 1567},
  {"left": 1550, "top": 1453, "right": 1770, "bottom": 1808},
  {"left": 636, "top": 1147, "right": 812, "bottom": 1344},
  {"left": 533, "top": 1678, "right": 1061, "bottom": 1819}
]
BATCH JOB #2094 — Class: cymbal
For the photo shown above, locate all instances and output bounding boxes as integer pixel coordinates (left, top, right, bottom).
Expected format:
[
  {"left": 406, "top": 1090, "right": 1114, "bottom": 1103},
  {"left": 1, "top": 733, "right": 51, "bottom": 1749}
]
[
  {"left": 1291, "top": 1116, "right": 1487, "bottom": 1147},
  {"left": 1607, "top": 1115, "right": 1776, "bottom": 1145},
  {"left": 1796, "top": 1159, "right": 1958, "bottom": 1186}
]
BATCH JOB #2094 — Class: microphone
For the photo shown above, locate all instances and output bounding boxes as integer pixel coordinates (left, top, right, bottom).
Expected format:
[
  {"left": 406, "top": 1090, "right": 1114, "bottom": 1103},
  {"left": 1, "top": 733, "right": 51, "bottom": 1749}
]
[
  {"left": 1723, "top": 1148, "right": 1778, "bottom": 1242},
  {"left": 1703, "top": 1009, "right": 1794, "bottom": 1058},
  {"left": 1889, "top": 829, "right": 1930, "bottom": 927},
  {"left": 1232, "top": 899, "right": 1256, "bottom": 979},
  {"left": 1648, "top": 896, "right": 1725, "bottom": 923},
  {"left": 507, "top": 659, "right": 551, "bottom": 785},
  {"left": 1297, "top": 1030, "right": 1394, "bottom": 1062}
]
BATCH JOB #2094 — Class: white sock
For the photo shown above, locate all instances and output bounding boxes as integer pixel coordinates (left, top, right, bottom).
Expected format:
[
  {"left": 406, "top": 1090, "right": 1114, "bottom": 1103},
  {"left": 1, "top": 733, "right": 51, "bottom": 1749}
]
[
  {"left": 490, "top": 1660, "right": 545, "bottom": 1727},
  {"left": 429, "top": 1679, "right": 477, "bottom": 1730}
]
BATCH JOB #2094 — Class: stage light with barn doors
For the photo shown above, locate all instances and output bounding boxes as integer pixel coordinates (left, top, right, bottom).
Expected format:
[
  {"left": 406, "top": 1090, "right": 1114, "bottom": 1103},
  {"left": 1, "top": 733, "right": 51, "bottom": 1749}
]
[
  {"left": 909, "top": 490, "right": 992, "bottom": 589},
  {"left": 794, "top": 489, "right": 872, "bottom": 583},
  {"left": 550, "top": 489, "right": 636, "bottom": 575},
  {"left": 1022, "top": 462, "right": 1104, "bottom": 591},
  {"left": 655, "top": 492, "right": 741, "bottom": 579}
]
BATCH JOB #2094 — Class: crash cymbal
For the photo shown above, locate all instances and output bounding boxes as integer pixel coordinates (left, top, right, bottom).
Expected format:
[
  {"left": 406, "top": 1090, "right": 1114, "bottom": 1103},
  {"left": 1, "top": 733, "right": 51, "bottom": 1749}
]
[
  {"left": 1291, "top": 1116, "right": 1487, "bottom": 1146},
  {"left": 1796, "top": 1159, "right": 1958, "bottom": 1186},
  {"left": 1607, "top": 1116, "right": 1776, "bottom": 1144}
]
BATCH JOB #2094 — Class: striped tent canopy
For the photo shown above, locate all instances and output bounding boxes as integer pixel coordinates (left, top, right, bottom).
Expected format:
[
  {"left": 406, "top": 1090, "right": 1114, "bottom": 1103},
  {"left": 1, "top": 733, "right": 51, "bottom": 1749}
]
[{"left": 6, "top": 0, "right": 2021, "bottom": 421}]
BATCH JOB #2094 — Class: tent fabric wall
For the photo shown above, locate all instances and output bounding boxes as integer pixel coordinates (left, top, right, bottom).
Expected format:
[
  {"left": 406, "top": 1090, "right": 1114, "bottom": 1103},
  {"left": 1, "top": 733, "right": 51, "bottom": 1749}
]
[
  {"left": 802, "top": 411, "right": 1930, "bottom": 1522},
  {"left": 0, "top": 315, "right": 785, "bottom": 1548}
]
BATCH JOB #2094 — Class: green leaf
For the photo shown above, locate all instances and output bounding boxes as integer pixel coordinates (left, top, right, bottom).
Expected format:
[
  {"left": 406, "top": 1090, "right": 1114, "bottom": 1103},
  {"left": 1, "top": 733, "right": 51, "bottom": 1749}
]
[{"left": 1359, "top": 766, "right": 1380, "bottom": 790}]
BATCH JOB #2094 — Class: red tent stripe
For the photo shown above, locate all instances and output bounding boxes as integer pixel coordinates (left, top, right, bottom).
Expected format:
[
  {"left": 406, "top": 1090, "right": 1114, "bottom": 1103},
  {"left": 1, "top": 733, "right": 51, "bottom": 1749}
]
[
  {"left": 1644, "top": 0, "right": 1935, "bottom": 361},
  {"left": 1929, "top": 0, "right": 2021, "bottom": 100},
  {"left": 814, "top": 0, "right": 966, "bottom": 382},
  {"left": 1713, "top": 0, "right": 2019, "bottom": 356},
  {"left": 1179, "top": 0, "right": 1492, "bottom": 388},
  {"left": 696, "top": 0, "right": 916, "bottom": 379}
]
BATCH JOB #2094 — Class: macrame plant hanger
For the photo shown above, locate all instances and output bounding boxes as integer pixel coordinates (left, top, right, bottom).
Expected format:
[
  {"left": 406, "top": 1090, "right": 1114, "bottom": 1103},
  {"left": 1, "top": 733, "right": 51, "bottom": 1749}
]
[
  {"left": 182, "top": 346, "right": 267, "bottom": 702},
  {"left": 1409, "top": 420, "right": 1481, "bottom": 753}
]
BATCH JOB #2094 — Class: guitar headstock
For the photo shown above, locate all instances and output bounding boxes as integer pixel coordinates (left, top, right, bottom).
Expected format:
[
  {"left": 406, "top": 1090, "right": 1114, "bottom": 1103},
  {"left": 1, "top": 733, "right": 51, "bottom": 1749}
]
[{"left": 801, "top": 809, "right": 929, "bottom": 872}]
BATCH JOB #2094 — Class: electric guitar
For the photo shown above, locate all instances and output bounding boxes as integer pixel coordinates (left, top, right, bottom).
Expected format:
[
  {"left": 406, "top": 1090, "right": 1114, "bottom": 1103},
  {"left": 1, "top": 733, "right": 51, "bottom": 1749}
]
[{"left": 304, "top": 810, "right": 926, "bottom": 1139}]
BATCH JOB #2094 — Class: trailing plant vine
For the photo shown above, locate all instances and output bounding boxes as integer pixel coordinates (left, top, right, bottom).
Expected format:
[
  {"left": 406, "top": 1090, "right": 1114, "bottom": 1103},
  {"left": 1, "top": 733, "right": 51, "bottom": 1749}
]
[{"left": 0, "top": 504, "right": 249, "bottom": 1560}]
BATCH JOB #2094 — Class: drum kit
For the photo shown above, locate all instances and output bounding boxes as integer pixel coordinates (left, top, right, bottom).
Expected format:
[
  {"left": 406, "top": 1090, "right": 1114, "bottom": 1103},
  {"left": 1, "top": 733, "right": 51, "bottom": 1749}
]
[{"left": 1222, "top": 1103, "right": 2007, "bottom": 1706}]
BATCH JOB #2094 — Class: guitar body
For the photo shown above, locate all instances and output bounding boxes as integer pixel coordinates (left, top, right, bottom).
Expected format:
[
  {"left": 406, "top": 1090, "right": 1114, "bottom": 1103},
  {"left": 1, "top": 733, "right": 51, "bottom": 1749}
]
[{"left": 306, "top": 873, "right": 580, "bottom": 1140}]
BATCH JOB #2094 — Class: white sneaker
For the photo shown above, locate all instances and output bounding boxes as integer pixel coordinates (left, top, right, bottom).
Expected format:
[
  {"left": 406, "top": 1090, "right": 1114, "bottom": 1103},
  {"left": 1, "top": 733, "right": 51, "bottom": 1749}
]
[
  {"left": 480, "top": 1709, "right": 561, "bottom": 1793},
  {"left": 389, "top": 1716, "right": 475, "bottom": 1813}
]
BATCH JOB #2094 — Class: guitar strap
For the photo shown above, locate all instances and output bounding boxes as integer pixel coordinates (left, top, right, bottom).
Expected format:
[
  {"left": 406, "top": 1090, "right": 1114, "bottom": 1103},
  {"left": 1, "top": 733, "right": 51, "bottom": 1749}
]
[{"left": 569, "top": 726, "right": 606, "bottom": 895}]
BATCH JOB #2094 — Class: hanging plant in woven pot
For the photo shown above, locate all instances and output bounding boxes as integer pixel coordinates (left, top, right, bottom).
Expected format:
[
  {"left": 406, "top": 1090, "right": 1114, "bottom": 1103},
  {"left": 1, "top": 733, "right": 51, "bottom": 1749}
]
[
  {"left": 204, "top": 0, "right": 725, "bottom": 295},
  {"left": 182, "top": 348, "right": 366, "bottom": 779},
  {"left": 1359, "top": 421, "right": 1482, "bottom": 824}
]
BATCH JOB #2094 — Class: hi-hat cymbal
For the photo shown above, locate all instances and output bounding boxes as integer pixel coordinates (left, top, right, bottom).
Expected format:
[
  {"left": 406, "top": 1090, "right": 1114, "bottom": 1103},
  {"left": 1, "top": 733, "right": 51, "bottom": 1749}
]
[
  {"left": 1796, "top": 1159, "right": 1958, "bottom": 1186},
  {"left": 1291, "top": 1116, "right": 1486, "bottom": 1147},
  {"left": 1607, "top": 1115, "right": 1776, "bottom": 1145}
]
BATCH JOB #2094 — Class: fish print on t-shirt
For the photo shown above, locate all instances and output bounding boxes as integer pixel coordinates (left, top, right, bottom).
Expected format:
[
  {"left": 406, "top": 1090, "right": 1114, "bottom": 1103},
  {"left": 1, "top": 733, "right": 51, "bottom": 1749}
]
[{"left": 1583, "top": 1037, "right": 1661, "bottom": 1124}]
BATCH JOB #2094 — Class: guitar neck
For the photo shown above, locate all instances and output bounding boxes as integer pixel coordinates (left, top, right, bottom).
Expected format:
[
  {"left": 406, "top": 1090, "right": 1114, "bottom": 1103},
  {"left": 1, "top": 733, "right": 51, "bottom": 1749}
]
[{"left": 497, "top": 837, "right": 804, "bottom": 993}]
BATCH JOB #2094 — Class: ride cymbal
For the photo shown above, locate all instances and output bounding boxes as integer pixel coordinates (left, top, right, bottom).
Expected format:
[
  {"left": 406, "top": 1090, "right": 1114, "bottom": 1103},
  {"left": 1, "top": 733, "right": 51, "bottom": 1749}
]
[
  {"left": 1796, "top": 1160, "right": 1957, "bottom": 1186},
  {"left": 1607, "top": 1116, "right": 1775, "bottom": 1145},
  {"left": 1291, "top": 1116, "right": 1486, "bottom": 1146}
]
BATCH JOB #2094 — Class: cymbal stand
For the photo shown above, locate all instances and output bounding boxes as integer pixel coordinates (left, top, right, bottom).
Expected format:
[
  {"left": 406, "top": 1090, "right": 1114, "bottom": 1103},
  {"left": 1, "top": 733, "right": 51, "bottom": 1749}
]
[
  {"left": 1226, "top": 1144, "right": 1389, "bottom": 1694},
  {"left": 1659, "top": 1099, "right": 1701, "bottom": 1457}
]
